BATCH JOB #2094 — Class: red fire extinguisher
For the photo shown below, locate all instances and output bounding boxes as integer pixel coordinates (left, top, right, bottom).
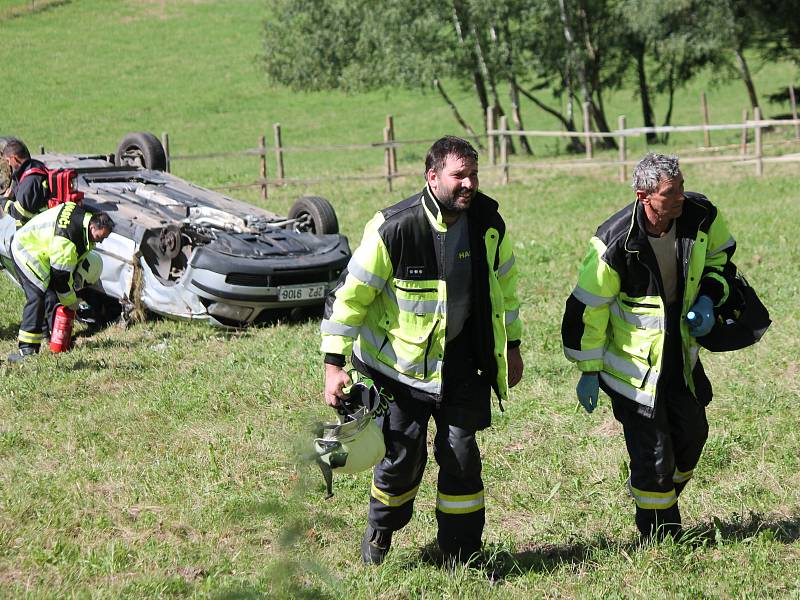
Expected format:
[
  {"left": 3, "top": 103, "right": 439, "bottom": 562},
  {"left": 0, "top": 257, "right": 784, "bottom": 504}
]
[{"left": 50, "top": 305, "right": 76, "bottom": 353}]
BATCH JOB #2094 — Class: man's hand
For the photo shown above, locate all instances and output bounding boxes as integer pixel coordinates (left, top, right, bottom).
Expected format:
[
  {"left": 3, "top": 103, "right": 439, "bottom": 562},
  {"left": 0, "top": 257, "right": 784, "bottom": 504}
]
[
  {"left": 687, "top": 295, "right": 714, "bottom": 337},
  {"left": 576, "top": 372, "right": 599, "bottom": 413},
  {"left": 324, "top": 363, "right": 352, "bottom": 407},
  {"left": 507, "top": 345, "right": 524, "bottom": 388}
]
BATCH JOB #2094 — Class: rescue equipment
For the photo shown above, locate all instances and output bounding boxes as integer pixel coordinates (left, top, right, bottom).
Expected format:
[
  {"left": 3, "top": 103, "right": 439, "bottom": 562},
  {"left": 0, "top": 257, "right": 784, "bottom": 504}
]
[
  {"left": 313, "top": 378, "right": 390, "bottom": 498},
  {"left": 19, "top": 166, "right": 84, "bottom": 208},
  {"left": 50, "top": 305, "right": 76, "bottom": 353},
  {"left": 696, "top": 269, "right": 771, "bottom": 352}
]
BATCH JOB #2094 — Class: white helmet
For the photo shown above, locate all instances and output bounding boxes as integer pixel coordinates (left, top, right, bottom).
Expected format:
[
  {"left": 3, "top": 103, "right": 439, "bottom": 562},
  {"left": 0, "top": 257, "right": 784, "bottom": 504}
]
[
  {"left": 313, "top": 379, "right": 389, "bottom": 497},
  {"left": 74, "top": 251, "right": 103, "bottom": 289}
]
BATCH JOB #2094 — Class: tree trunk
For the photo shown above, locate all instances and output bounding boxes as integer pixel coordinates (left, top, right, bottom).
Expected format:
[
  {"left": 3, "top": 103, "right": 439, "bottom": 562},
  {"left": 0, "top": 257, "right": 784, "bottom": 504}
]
[
  {"left": 661, "top": 66, "right": 676, "bottom": 144},
  {"left": 509, "top": 79, "right": 533, "bottom": 155},
  {"left": 634, "top": 41, "right": 657, "bottom": 144},
  {"left": 450, "top": 1, "right": 490, "bottom": 130},
  {"left": 734, "top": 47, "right": 760, "bottom": 112},
  {"left": 520, "top": 86, "right": 585, "bottom": 153},
  {"left": 433, "top": 79, "right": 484, "bottom": 149}
]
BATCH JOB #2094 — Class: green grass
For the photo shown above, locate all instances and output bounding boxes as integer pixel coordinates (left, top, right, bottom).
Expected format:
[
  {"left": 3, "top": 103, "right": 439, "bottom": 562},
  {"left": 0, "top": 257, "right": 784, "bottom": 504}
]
[{"left": 1, "top": 1, "right": 799, "bottom": 598}]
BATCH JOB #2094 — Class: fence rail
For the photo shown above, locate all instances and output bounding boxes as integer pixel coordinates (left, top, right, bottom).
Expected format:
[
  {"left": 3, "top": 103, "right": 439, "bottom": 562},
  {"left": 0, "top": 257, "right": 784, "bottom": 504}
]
[{"left": 162, "top": 92, "right": 800, "bottom": 197}]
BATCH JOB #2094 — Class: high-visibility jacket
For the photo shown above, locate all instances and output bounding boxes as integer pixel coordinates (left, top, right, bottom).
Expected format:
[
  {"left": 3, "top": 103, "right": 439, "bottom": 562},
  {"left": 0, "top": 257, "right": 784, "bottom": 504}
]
[
  {"left": 561, "top": 193, "right": 735, "bottom": 415},
  {"left": 321, "top": 187, "right": 522, "bottom": 401},
  {"left": 4, "top": 158, "right": 49, "bottom": 228},
  {"left": 11, "top": 202, "right": 95, "bottom": 308}
]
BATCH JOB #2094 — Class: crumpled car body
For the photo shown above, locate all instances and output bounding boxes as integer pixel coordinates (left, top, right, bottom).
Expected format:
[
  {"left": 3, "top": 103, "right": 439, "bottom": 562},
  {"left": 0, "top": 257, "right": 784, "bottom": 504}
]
[{"left": 0, "top": 152, "right": 351, "bottom": 328}]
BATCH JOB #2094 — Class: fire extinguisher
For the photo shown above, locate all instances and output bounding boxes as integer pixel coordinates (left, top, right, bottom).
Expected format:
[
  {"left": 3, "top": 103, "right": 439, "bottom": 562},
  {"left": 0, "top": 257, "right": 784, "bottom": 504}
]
[{"left": 50, "top": 305, "right": 76, "bottom": 353}]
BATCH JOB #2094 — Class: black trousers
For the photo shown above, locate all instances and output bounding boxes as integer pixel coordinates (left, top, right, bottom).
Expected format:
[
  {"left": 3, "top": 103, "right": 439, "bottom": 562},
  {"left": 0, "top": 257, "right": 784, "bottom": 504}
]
[
  {"left": 356, "top": 330, "right": 491, "bottom": 557},
  {"left": 17, "top": 267, "right": 57, "bottom": 351},
  {"left": 611, "top": 305, "right": 709, "bottom": 536}
]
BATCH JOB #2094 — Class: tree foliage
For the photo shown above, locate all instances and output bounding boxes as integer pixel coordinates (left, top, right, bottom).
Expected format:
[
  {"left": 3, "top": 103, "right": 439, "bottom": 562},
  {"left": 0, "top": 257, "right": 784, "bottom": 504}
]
[{"left": 261, "top": 0, "right": 800, "bottom": 150}]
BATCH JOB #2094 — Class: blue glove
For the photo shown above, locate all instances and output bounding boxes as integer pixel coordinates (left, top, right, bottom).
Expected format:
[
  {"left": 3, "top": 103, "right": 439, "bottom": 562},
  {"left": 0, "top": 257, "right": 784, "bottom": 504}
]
[
  {"left": 687, "top": 295, "right": 715, "bottom": 337},
  {"left": 576, "top": 373, "right": 600, "bottom": 413}
]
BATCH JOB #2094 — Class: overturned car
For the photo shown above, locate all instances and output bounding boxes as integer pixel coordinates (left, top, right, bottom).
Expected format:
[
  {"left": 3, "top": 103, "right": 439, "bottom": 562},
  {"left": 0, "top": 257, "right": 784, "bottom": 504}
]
[{"left": 0, "top": 132, "right": 351, "bottom": 327}]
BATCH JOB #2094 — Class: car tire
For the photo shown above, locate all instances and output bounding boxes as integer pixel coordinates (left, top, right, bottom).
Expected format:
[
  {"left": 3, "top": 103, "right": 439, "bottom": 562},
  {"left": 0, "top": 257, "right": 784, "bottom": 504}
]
[
  {"left": 288, "top": 196, "right": 339, "bottom": 234},
  {"left": 116, "top": 132, "right": 167, "bottom": 171}
]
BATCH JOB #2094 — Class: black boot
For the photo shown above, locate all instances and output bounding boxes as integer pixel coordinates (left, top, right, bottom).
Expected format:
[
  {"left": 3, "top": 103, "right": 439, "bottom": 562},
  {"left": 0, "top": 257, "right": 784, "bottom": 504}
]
[
  {"left": 8, "top": 345, "right": 39, "bottom": 363},
  {"left": 636, "top": 504, "right": 682, "bottom": 542},
  {"left": 360, "top": 525, "right": 392, "bottom": 565}
]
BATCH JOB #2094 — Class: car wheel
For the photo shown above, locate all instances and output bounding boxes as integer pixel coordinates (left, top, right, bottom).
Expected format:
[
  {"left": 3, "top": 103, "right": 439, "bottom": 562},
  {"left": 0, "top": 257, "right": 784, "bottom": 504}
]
[
  {"left": 288, "top": 196, "right": 339, "bottom": 234},
  {"left": 115, "top": 132, "right": 167, "bottom": 171}
]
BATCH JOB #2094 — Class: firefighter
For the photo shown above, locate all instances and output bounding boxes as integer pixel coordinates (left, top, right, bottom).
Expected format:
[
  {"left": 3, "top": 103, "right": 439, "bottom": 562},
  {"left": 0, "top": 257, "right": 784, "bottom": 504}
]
[
  {"left": 9, "top": 202, "right": 114, "bottom": 361},
  {"left": 561, "top": 153, "right": 736, "bottom": 540},
  {"left": 2, "top": 139, "right": 50, "bottom": 229},
  {"left": 321, "top": 136, "right": 524, "bottom": 565}
]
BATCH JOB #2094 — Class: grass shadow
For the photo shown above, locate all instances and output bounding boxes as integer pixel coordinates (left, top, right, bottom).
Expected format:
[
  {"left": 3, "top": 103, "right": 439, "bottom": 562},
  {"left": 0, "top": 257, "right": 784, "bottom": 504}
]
[{"left": 685, "top": 511, "right": 800, "bottom": 545}]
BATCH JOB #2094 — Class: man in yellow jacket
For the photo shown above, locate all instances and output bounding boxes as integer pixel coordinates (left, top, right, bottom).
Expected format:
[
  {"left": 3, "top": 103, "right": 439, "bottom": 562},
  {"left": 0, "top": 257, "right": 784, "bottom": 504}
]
[
  {"left": 561, "top": 153, "right": 736, "bottom": 540},
  {"left": 10, "top": 202, "right": 113, "bottom": 360},
  {"left": 321, "top": 136, "right": 523, "bottom": 565}
]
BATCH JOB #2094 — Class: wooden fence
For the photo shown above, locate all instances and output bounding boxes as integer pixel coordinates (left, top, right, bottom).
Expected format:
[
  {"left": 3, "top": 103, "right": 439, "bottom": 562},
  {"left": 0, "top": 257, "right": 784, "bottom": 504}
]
[{"left": 163, "top": 91, "right": 800, "bottom": 197}]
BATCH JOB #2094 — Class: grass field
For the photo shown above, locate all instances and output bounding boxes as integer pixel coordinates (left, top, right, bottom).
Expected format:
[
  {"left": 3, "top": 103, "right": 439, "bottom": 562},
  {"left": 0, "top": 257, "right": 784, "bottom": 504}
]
[{"left": 1, "top": 1, "right": 799, "bottom": 598}]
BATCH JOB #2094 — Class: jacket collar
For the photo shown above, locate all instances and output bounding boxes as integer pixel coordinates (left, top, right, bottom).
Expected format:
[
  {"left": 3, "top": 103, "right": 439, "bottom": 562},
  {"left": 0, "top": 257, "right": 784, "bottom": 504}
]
[
  {"left": 623, "top": 195, "right": 708, "bottom": 253},
  {"left": 422, "top": 184, "right": 448, "bottom": 232}
]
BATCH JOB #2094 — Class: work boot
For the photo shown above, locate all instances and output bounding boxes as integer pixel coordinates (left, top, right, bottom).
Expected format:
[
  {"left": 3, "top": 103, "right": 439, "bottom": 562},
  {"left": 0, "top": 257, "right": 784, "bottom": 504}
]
[
  {"left": 636, "top": 504, "right": 682, "bottom": 542},
  {"left": 7, "top": 345, "right": 39, "bottom": 363},
  {"left": 360, "top": 525, "right": 392, "bottom": 565}
]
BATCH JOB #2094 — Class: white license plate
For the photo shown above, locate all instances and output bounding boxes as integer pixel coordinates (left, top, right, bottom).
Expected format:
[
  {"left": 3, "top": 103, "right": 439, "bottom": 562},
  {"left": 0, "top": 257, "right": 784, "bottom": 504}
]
[{"left": 278, "top": 284, "right": 326, "bottom": 302}]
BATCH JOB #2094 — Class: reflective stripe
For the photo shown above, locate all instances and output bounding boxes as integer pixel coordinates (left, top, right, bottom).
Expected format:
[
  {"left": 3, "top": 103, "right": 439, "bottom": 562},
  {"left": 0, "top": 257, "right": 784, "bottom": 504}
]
[
  {"left": 708, "top": 236, "right": 735, "bottom": 257},
  {"left": 354, "top": 343, "right": 441, "bottom": 394},
  {"left": 628, "top": 482, "right": 678, "bottom": 509},
  {"left": 436, "top": 490, "right": 485, "bottom": 515},
  {"left": 50, "top": 260, "right": 74, "bottom": 272},
  {"left": 13, "top": 200, "right": 35, "bottom": 219},
  {"left": 564, "top": 346, "right": 604, "bottom": 361},
  {"left": 572, "top": 285, "right": 614, "bottom": 308},
  {"left": 610, "top": 302, "right": 664, "bottom": 329},
  {"left": 673, "top": 468, "right": 694, "bottom": 484},
  {"left": 357, "top": 328, "right": 442, "bottom": 377},
  {"left": 504, "top": 308, "right": 519, "bottom": 325},
  {"left": 497, "top": 255, "right": 515, "bottom": 278},
  {"left": 371, "top": 482, "right": 419, "bottom": 507},
  {"left": 600, "top": 371, "right": 655, "bottom": 408},
  {"left": 348, "top": 259, "right": 386, "bottom": 290},
  {"left": 397, "top": 297, "right": 441, "bottom": 315},
  {"left": 604, "top": 350, "right": 650, "bottom": 381},
  {"left": 11, "top": 246, "right": 47, "bottom": 293},
  {"left": 320, "top": 319, "right": 360, "bottom": 337},
  {"left": 18, "top": 330, "right": 43, "bottom": 344}
]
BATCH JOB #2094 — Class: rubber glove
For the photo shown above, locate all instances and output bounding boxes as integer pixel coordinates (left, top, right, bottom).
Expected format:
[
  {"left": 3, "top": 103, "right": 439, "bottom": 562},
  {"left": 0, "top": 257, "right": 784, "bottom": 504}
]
[
  {"left": 576, "top": 372, "right": 599, "bottom": 413},
  {"left": 687, "top": 295, "right": 714, "bottom": 337}
]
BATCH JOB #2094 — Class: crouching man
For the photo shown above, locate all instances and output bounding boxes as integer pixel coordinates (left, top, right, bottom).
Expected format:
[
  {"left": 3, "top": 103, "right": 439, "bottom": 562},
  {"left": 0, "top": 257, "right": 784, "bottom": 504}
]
[{"left": 10, "top": 202, "right": 113, "bottom": 360}]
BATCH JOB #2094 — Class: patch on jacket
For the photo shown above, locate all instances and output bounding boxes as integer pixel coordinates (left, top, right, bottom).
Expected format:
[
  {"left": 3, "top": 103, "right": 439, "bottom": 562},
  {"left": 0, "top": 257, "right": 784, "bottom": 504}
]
[{"left": 405, "top": 266, "right": 426, "bottom": 279}]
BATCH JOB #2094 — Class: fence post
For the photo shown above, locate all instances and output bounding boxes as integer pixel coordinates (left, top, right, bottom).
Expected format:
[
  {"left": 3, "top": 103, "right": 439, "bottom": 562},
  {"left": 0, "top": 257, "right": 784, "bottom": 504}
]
[
  {"left": 161, "top": 132, "right": 171, "bottom": 173},
  {"left": 618, "top": 115, "right": 626, "bottom": 183},
  {"left": 383, "top": 127, "right": 393, "bottom": 192},
  {"left": 582, "top": 102, "right": 593, "bottom": 159},
  {"left": 790, "top": 85, "right": 799, "bottom": 140},
  {"left": 273, "top": 123, "right": 285, "bottom": 183},
  {"left": 754, "top": 107, "right": 763, "bottom": 176},
  {"left": 499, "top": 115, "right": 509, "bottom": 185},
  {"left": 386, "top": 115, "right": 397, "bottom": 175},
  {"left": 259, "top": 135, "right": 268, "bottom": 201},
  {"left": 487, "top": 106, "right": 496, "bottom": 166},
  {"left": 701, "top": 92, "right": 711, "bottom": 147},
  {"left": 740, "top": 110, "right": 748, "bottom": 157}
]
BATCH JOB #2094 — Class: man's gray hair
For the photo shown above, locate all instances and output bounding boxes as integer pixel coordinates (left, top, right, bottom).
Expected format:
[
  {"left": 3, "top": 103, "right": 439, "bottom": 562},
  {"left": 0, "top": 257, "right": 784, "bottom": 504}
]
[{"left": 631, "top": 152, "right": 681, "bottom": 193}]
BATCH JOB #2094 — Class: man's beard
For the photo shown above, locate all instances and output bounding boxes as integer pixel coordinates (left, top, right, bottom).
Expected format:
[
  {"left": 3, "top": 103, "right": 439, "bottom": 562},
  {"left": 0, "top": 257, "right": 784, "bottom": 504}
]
[{"left": 437, "top": 186, "right": 475, "bottom": 212}]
